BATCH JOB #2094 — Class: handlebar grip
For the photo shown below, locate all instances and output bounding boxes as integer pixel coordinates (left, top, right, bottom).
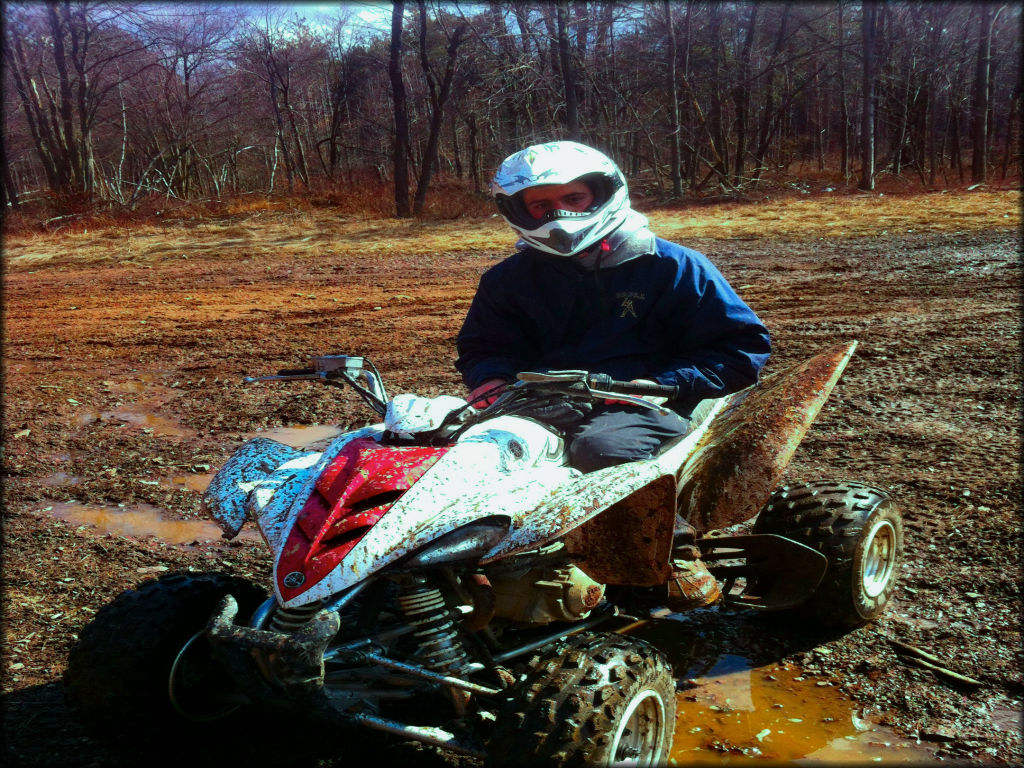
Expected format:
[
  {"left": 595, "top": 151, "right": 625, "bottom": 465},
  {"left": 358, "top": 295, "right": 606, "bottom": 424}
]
[
  {"left": 588, "top": 374, "right": 678, "bottom": 399},
  {"left": 276, "top": 368, "right": 315, "bottom": 376}
]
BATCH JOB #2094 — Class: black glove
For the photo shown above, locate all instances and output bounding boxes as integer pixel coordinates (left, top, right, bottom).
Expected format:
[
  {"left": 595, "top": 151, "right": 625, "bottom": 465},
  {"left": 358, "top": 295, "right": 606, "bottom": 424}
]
[{"left": 514, "top": 396, "right": 594, "bottom": 427}]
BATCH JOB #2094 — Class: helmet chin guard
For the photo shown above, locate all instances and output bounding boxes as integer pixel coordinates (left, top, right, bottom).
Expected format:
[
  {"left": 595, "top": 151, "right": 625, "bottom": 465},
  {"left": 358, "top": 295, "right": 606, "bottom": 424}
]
[{"left": 491, "top": 142, "right": 631, "bottom": 257}]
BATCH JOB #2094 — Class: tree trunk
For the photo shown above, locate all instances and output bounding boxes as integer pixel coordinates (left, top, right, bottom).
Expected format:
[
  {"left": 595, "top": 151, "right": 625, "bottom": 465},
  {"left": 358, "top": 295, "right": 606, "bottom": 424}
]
[
  {"left": 859, "top": 2, "right": 878, "bottom": 191},
  {"left": 466, "top": 114, "right": 481, "bottom": 193},
  {"left": 556, "top": 0, "right": 580, "bottom": 139},
  {"left": 733, "top": 4, "right": 758, "bottom": 185},
  {"left": 266, "top": 57, "right": 295, "bottom": 195},
  {"left": 838, "top": 3, "right": 850, "bottom": 179},
  {"left": 389, "top": 0, "right": 411, "bottom": 217},
  {"left": 413, "top": 2, "right": 466, "bottom": 216},
  {"left": 664, "top": 0, "right": 682, "bottom": 197},
  {"left": 971, "top": 4, "right": 995, "bottom": 183},
  {"left": 707, "top": 3, "right": 729, "bottom": 183},
  {"left": 2, "top": 139, "right": 19, "bottom": 207},
  {"left": 1001, "top": 75, "right": 1021, "bottom": 178}
]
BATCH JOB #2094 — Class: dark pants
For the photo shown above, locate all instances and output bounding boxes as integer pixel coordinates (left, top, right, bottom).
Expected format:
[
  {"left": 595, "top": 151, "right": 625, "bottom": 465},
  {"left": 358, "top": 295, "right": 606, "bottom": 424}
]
[{"left": 564, "top": 405, "right": 690, "bottom": 473}]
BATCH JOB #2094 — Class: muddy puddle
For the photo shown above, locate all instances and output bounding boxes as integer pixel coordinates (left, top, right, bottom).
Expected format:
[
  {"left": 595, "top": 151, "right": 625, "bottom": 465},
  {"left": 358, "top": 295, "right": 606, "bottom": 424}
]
[
  {"left": 670, "top": 654, "right": 936, "bottom": 763},
  {"left": 49, "top": 399, "right": 342, "bottom": 543},
  {"left": 45, "top": 501, "right": 261, "bottom": 546},
  {"left": 249, "top": 423, "right": 343, "bottom": 449},
  {"left": 77, "top": 375, "right": 195, "bottom": 438},
  {"left": 80, "top": 376, "right": 345, "bottom": 449},
  {"left": 620, "top": 619, "right": 937, "bottom": 764}
]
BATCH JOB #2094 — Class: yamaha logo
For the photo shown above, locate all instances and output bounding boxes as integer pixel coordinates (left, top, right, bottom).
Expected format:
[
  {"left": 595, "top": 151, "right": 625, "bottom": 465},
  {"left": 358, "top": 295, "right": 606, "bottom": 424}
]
[{"left": 283, "top": 571, "right": 305, "bottom": 588}]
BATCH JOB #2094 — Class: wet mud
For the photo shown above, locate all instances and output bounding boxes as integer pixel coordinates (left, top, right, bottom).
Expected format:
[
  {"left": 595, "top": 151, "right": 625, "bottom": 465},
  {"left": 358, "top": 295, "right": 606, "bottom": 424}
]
[{"left": 2, "top": 228, "right": 1020, "bottom": 766}]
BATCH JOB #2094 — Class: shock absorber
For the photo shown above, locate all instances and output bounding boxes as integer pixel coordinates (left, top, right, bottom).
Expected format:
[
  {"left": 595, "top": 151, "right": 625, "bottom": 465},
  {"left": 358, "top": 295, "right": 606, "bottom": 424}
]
[
  {"left": 268, "top": 600, "right": 322, "bottom": 633},
  {"left": 397, "top": 576, "right": 469, "bottom": 674}
]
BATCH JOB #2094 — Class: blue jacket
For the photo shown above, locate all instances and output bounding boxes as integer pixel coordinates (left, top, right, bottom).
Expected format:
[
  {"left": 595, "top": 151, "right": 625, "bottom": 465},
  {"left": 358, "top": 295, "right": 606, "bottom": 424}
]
[{"left": 456, "top": 238, "right": 771, "bottom": 416}]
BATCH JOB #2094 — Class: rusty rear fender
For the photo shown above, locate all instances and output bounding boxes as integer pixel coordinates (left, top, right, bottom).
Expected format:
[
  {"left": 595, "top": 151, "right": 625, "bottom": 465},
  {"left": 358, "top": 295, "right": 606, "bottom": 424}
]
[{"left": 676, "top": 341, "right": 859, "bottom": 533}]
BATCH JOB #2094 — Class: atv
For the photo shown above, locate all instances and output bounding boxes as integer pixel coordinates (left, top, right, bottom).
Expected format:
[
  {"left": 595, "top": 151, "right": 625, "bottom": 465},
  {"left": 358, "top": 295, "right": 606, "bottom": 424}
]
[{"left": 64, "top": 340, "right": 902, "bottom": 766}]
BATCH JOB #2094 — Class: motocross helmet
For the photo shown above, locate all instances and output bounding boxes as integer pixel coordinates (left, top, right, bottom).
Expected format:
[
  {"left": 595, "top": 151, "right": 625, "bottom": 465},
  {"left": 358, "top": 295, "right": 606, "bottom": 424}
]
[{"left": 491, "top": 141, "right": 629, "bottom": 256}]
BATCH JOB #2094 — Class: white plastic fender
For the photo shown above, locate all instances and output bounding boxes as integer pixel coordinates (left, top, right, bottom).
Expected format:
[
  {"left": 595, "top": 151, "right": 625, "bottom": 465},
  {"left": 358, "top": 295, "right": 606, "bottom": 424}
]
[
  {"left": 251, "top": 425, "right": 386, "bottom": 555},
  {"left": 275, "top": 417, "right": 574, "bottom": 607},
  {"left": 202, "top": 437, "right": 312, "bottom": 538},
  {"left": 385, "top": 394, "right": 467, "bottom": 438},
  {"left": 479, "top": 459, "right": 669, "bottom": 562},
  {"left": 479, "top": 397, "right": 728, "bottom": 563}
]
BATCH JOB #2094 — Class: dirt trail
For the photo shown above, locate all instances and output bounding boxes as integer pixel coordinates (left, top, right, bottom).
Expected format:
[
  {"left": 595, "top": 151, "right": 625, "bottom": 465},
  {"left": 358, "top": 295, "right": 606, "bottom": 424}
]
[{"left": 2, "top": 224, "right": 1021, "bottom": 765}]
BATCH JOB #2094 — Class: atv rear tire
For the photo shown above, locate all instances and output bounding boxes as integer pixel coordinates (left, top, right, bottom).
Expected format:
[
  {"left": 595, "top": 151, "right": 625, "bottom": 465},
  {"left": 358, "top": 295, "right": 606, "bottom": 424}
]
[
  {"left": 754, "top": 480, "right": 903, "bottom": 627},
  {"left": 64, "top": 571, "right": 266, "bottom": 735},
  {"left": 487, "top": 632, "right": 675, "bottom": 767}
]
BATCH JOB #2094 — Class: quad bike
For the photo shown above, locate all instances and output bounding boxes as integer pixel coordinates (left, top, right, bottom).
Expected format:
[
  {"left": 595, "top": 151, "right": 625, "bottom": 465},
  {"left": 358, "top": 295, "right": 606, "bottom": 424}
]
[{"left": 64, "top": 341, "right": 903, "bottom": 766}]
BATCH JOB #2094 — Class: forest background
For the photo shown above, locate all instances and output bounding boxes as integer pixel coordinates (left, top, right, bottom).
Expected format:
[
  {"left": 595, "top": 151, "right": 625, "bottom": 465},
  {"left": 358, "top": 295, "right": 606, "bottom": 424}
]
[{"left": 2, "top": 0, "right": 1021, "bottom": 229}]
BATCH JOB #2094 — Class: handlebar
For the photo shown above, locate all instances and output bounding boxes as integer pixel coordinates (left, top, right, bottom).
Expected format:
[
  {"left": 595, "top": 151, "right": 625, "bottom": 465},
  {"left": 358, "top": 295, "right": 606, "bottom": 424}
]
[
  {"left": 584, "top": 373, "right": 678, "bottom": 399},
  {"left": 240, "top": 359, "right": 679, "bottom": 427},
  {"left": 515, "top": 370, "right": 678, "bottom": 400},
  {"left": 242, "top": 355, "right": 389, "bottom": 416},
  {"left": 242, "top": 369, "right": 322, "bottom": 383}
]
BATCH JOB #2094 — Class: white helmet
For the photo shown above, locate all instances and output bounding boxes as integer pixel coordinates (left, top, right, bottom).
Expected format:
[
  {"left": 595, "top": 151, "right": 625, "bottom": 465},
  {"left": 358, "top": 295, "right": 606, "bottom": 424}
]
[{"left": 491, "top": 141, "right": 630, "bottom": 256}]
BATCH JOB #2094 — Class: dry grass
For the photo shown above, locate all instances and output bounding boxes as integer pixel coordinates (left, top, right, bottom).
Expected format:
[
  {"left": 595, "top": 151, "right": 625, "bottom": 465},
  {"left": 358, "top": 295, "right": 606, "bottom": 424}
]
[
  {"left": 648, "top": 189, "right": 1021, "bottom": 241},
  {"left": 2, "top": 189, "right": 1019, "bottom": 271}
]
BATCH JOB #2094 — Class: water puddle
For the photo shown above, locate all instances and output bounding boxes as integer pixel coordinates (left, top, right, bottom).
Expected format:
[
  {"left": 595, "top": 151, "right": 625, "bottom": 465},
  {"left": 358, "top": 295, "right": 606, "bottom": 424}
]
[
  {"left": 77, "top": 406, "right": 196, "bottom": 438},
  {"left": 247, "top": 424, "right": 344, "bottom": 449},
  {"left": 76, "top": 375, "right": 196, "bottom": 438},
  {"left": 46, "top": 501, "right": 260, "bottom": 546},
  {"left": 618, "top": 621, "right": 936, "bottom": 764},
  {"left": 79, "top": 375, "right": 346, "bottom": 451},
  {"left": 669, "top": 654, "right": 936, "bottom": 763},
  {"left": 39, "top": 471, "right": 83, "bottom": 488},
  {"left": 166, "top": 472, "right": 217, "bottom": 493}
]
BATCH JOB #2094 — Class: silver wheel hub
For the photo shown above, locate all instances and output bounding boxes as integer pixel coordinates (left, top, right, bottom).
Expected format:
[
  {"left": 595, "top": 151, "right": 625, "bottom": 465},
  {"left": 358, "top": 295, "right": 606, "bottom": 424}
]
[
  {"left": 861, "top": 519, "right": 898, "bottom": 598},
  {"left": 608, "top": 688, "right": 666, "bottom": 766}
]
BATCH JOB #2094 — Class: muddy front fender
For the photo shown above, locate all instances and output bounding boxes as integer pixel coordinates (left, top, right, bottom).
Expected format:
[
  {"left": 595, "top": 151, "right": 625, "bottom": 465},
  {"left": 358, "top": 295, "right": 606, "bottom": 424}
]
[
  {"left": 201, "top": 426, "right": 385, "bottom": 540},
  {"left": 677, "top": 341, "right": 859, "bottom": 533},
  {"left": 480, "top": 463, "right": 678, "bottom": 587}
]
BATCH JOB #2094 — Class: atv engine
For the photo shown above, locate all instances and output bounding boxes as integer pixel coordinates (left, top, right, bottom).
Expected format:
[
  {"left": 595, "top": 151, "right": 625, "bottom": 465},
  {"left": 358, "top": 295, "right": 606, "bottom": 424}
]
[{"left": 487, "top": 565, "right": 606, "bottom": 624}]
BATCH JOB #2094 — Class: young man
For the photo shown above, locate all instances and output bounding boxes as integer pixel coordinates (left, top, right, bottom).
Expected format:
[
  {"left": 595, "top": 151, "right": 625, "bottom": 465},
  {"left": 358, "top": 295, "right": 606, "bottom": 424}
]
[{"left": 455, "top": 141, "right": 771, "bottom": 608}]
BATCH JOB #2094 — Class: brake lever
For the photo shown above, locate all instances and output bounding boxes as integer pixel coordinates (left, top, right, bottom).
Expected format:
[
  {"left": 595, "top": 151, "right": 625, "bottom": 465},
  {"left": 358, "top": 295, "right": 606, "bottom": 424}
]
[{"left": 588, "top": 389, "right": 673, "bottom": 416}]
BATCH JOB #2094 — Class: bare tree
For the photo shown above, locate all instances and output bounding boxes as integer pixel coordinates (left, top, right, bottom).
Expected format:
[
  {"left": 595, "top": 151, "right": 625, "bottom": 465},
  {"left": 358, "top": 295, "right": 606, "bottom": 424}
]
[
  {"left": 664, "top": 0, "right": 682, "bottom": 197},
  {"left": 3, "top": 2, "right": 1016, "bottom": 212},
  {"left": 555, "top": 0, "right": 580, "bottom": 139},
  {"left": 389, "top": 0, "right": 411, "bottom": 217},
  {"left": 859, "top": 1, "right": 879, "bottom": 191},
  {"left": 3, "top": 1, "right": 155, "bottom": 202},
  {"left": 413, "top": 2, "right": 468, "bottom": 215},
  {"left": 971, "top": 3, "right": 1002, "bottom": 183}
]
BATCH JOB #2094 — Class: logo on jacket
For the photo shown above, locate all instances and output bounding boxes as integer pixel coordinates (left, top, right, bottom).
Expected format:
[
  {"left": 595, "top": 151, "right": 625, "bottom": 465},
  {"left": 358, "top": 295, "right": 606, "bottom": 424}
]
[{"left": 616, "top": 291, "right": 646, "bottom": 319}]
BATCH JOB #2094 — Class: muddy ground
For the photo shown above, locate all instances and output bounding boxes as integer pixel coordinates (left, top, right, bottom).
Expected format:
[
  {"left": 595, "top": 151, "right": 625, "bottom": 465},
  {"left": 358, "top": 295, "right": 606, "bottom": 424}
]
[{"left": 2, "top": 224, "right": 1021, "bottom": 765}]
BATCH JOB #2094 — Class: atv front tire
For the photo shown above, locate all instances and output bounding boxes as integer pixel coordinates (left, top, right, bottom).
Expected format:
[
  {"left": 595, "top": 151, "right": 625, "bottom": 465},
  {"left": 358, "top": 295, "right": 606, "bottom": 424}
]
[
  {"left": 487, "top": 631, "right": 675, "bottom": 767},
  {"left": 754, "top": 480, "right": 903, "bottom": 627},
  {"left": 64, "top": 571, "right": 266, "bottom": 734}
]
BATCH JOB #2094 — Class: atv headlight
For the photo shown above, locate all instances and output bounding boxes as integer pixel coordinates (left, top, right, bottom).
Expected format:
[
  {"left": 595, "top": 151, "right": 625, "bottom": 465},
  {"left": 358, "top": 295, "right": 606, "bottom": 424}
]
[{"left": 405, "top": 517, "right": 510, "bottom": 567}]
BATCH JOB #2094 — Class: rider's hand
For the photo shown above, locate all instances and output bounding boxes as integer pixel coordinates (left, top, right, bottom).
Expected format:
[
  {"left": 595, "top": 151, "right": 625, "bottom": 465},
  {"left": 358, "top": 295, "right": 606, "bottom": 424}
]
[
  {"left": 468, "top": 378, "right": 508, "bottom": 409},
  {"left": 604, "top": 379, "right": 668, "bottom": 407}
]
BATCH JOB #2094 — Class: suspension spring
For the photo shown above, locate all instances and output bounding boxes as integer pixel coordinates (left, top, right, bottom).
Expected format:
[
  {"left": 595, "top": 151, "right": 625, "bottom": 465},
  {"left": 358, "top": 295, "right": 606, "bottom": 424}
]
[
  {"left": 397, "top": 579, "right": 469, "bottom": 673},
  {"left": 269, "top": 600, "right": 323, "bottom": 633}
]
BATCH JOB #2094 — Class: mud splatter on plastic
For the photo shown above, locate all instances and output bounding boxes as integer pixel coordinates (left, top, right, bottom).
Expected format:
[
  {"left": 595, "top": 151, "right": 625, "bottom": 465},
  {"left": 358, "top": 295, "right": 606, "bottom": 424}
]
[{"left": 677, "top": 342, "right": 858, "bottom": 533}]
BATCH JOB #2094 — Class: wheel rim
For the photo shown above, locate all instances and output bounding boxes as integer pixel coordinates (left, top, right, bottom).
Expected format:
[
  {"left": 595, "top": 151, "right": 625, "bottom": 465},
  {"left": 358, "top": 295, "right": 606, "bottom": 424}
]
[
  {"left": 168, "top": 630, "right": 241, "bottom": 722},
  {"left": 608, "top": 688, "right": 667, "bottom": 766},
  {"left": 861, "top": 519, "right": 898, "bottom": 598}
]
